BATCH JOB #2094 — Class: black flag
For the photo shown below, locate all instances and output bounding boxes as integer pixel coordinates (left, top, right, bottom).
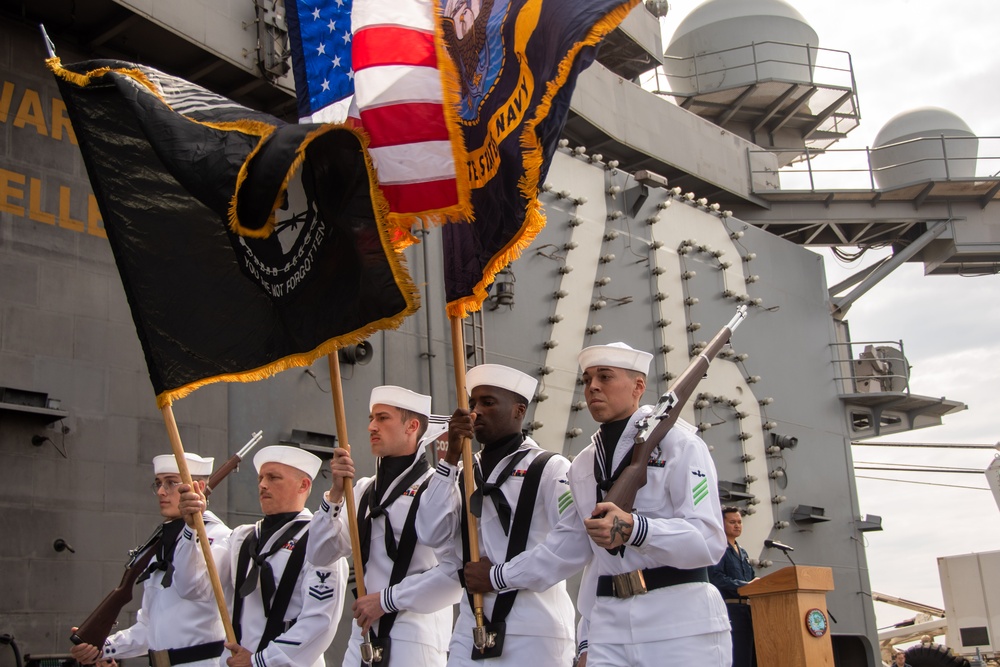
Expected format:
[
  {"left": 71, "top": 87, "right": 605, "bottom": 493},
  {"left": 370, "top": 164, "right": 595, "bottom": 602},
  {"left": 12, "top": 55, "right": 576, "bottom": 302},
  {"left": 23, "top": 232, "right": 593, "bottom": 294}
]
[{"left": 49, "top": 57, "right": 418, "bottom": 406}]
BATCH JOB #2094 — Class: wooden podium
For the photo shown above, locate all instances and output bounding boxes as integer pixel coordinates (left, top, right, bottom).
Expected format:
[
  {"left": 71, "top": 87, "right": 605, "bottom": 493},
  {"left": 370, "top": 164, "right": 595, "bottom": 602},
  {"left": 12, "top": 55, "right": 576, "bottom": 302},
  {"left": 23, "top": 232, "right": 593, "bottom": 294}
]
[{"left": 738, "top": 566, "right": 836, "bottom": 667}]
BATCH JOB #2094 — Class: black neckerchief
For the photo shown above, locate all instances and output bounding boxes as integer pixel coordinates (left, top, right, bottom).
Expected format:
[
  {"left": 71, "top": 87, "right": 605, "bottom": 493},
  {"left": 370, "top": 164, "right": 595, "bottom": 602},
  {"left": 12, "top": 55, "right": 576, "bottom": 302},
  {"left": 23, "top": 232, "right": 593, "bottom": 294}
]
[
  {"left": 594, "top": 417, "right": 633, "bottom": 558},
  {"left": 358, "top": 454, "right": 430, "bottom": 567},
  {"left": 595, "top": 417, "right": 631, "bottom": 492},
  {"left": 233, "top": 520, "right": 310, "bottom": 648},
  {"left": 259, "top": 511, "right": 300, "bottom": 547},
  {"left": 478, "top": 433, "right": 524, "bottom": 479},
  {"left": 375, "top": 452, "right": 417, "bottom": 499},
  {"left": 236, "top": 514, "right": 308, "bottom": 603},
  {"left": 471, "top": 434, "right": 529, "bottom": 535},
  {"left": 136, "top": 518, "right": 185, "bottom": 587}
]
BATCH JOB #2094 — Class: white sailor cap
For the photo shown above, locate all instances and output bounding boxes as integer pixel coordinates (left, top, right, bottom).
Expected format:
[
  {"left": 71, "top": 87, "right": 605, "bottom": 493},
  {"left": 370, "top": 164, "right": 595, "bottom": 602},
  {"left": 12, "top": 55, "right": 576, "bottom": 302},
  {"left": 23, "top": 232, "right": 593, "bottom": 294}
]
[
  {"left": 578, "top": 342, "right": 653, "bottom": 375},
  {"left": 466, "top": 364, "right": 538, "bottom": 403},
  {"left": 152, "top": 453, "right": 215, "bottom": 477},
  {"left": 253, "top": 445, "right": 322, "bottom": 480},
  {"left": 370, "top": 385, "right": 432, "bottom": 417}
]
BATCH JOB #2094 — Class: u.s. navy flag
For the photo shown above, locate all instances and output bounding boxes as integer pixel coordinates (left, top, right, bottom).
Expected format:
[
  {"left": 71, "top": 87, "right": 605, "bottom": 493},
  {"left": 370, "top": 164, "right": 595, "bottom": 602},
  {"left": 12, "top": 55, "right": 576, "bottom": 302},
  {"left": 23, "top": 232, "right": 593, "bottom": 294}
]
[
  {"left": 48, "top": 57, "right": 418, "bottom": 407},
  {"left": 437, "top": 0, "right": 640, "bottom": 317}
]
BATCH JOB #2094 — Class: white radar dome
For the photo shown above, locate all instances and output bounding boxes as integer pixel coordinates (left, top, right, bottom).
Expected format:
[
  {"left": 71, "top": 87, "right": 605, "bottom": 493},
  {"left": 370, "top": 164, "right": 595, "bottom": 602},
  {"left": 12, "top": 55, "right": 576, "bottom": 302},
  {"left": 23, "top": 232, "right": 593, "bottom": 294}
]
[
  {"left": 871, "top": 107, "right": 978, "bottom": 190},
  {"left": 664, "top": 0, "right": 819, "bottom": 95}
]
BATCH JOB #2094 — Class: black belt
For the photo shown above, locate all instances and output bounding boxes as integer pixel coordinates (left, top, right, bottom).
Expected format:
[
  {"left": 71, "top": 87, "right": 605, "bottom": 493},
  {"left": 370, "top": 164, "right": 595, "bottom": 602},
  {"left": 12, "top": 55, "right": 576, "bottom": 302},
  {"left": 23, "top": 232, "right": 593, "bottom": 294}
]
[
  {"left": 148, "top": 640, "right": 225, "bottom": 666},
  {"left": 596, "top": 565, "right": 709, "bottom": 598},
  {"left": 724, "top": 597, "right": 751, "bottom": 605}
]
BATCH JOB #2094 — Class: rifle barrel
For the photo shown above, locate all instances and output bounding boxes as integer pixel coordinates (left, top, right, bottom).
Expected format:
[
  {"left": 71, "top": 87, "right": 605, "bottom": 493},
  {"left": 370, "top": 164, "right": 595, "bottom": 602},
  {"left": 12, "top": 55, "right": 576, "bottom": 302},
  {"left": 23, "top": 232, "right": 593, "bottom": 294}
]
[
  {"left": 602, "top": 307, "right": 748, "bottom": 514},
  {"left": 235, "top": 430, "right": 264, "bottom": 459},
  {"left": 727, "top": 305, "right": 748, "bottom": 332}
]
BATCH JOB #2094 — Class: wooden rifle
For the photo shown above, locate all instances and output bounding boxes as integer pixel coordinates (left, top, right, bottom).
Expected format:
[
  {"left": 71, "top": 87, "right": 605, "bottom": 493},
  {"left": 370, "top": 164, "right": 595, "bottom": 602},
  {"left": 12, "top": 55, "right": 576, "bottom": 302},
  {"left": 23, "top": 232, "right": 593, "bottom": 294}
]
[
  {"left": 601, "top": 307, "right": 747, "bottom": 513},
  {"left": 70, "top": 430, "right": 264, "bottom": 648}
]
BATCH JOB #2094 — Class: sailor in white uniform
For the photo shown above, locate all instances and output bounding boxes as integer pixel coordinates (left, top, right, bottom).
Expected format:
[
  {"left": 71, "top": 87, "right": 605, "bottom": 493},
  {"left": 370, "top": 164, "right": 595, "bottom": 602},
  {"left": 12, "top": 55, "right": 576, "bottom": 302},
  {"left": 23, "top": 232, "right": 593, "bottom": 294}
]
[
  {"left": 308, "top": 385, "right": 461, "bottom": 667},
  {"left": 175, "top": 446, "right": 348, "bottom": 667},
  {"left": 70, "top": 453, "right": 230, "bottom": 667},
  {"left": 417, "top": 365, "right": 577, "bottom": 666},
  {"left": 465, "top": 343, "right": 730, "bottom": 667}
]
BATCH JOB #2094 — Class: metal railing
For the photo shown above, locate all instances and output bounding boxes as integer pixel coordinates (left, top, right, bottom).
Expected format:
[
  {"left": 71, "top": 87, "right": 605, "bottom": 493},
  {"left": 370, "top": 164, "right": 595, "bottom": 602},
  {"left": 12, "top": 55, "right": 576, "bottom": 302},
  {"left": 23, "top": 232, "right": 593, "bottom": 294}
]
[
  {"left": 648, "top": 39, "right": 857, "bottom": 96},
  {"left": 831, "top": 340, "right": 911, "bottom": 395},
  {"left": 749, "top": 135, "right": 1000, "bottom": 193},
  {"left": 640, "top": 40, "right": 860, "bottom": 153}
]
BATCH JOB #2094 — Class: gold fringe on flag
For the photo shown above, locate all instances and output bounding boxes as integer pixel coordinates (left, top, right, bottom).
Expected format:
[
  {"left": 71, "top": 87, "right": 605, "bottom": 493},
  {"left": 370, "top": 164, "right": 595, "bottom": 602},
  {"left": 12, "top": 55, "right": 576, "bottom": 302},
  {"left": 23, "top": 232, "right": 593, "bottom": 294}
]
[
  {"left": 441, "top": 0, "right": 641, "bottom": 319},
  {"left": 154, "top": 121, "right": 420, "bottom": 407},
  {"left": 48, "top": 56, "right": 294, "bottom": 240},
  {"left": 47, "top": 56, "right": 421, "bottom": 408}
]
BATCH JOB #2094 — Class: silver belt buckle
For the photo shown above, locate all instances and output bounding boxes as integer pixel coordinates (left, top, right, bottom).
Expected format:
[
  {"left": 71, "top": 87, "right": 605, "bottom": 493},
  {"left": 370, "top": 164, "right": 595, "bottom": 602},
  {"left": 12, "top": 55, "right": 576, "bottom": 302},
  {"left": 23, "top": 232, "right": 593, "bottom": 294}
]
[
  {"left": 149, "top": 649, "right": 172, "bottom": 667},
  {"left": 612, "top": 569, "right": 647, "bottom": 599}
]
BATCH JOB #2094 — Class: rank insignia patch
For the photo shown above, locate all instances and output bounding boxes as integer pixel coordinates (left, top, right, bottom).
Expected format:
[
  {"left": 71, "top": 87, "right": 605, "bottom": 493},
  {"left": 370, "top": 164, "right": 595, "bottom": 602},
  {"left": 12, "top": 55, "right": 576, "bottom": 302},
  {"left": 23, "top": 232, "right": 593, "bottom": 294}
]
[
  {"left": 692, "top": 475, "right": 709, "bottom": 506},
  {"left": 557, "top": 490, "right": 574, "bottom": 515},
  {"left": 309, "top": 570, "right": 335, "bottom": 601}
]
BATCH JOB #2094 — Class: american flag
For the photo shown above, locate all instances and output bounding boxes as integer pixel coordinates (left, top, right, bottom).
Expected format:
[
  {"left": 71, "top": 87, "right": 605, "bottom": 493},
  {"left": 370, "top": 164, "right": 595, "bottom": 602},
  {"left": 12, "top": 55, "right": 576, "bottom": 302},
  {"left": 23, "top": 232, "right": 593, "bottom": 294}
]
[
  {"left": 286, "top": 0, "right": 464, "bottom": 228},
  {"left": 285, "top": 0, "right": 355, "bottom": 123}
]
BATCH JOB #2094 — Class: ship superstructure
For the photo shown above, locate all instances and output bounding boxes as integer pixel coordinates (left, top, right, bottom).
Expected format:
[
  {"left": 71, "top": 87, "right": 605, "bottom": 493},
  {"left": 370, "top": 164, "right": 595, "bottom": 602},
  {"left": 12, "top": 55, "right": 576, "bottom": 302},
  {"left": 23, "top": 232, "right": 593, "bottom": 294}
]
[{"left": 2, "top": 2, "right": 997, "bottom": 666}]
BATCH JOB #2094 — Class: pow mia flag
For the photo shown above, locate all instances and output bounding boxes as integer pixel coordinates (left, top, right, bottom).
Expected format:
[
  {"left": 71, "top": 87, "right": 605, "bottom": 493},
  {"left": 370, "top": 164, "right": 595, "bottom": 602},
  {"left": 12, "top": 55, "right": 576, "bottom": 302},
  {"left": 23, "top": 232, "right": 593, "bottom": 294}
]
[{"left": 49, "top": 57, "right": 418, "bottom": 407}]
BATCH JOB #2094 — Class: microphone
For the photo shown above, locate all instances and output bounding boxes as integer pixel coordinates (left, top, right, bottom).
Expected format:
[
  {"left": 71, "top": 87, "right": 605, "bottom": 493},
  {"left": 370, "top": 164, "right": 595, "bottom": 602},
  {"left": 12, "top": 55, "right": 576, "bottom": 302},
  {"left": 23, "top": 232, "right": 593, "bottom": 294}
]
[
  {"left": 764, "top": 539, "right": 796, "bottom": 565},
  {"left": 764, "top": 539, "right": 794, "bottom": 552}
]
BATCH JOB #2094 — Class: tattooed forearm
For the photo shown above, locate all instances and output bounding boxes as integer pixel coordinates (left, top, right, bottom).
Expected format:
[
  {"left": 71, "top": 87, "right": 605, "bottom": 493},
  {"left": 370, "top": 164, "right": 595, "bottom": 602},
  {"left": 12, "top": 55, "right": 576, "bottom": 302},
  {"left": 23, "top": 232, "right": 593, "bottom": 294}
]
[{"left": 610, "top": 515, "right": 632, "bottom": 545}]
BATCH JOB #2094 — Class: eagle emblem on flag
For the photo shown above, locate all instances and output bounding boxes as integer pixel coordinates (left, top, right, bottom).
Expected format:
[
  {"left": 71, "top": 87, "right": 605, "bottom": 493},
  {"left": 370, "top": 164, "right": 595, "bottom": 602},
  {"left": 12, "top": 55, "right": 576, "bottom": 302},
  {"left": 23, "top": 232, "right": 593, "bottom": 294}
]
[{"left": 441, "top": 0, "right": 510, "bottom": 119}]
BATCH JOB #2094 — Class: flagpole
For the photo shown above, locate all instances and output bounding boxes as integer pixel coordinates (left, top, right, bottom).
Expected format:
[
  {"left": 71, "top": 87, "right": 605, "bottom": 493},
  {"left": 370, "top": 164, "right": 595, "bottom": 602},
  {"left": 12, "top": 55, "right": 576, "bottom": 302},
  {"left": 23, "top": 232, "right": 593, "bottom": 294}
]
[
  {"left": 160, "top": 404, "right": 237, "bottom": 646},
  {"left": 449, "top": 316, "right": 493, "bottom": 653},
  {"left": 327, "top": 354, "right": 380, "bottom": 665}
]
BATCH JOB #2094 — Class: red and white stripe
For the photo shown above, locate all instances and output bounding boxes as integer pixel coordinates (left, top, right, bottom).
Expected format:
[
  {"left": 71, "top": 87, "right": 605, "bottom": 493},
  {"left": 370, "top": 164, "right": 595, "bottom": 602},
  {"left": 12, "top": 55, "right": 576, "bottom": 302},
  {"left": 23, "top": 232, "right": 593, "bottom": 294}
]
[{"left": 352, "top": 0, "right": 459, "bottom": 220}]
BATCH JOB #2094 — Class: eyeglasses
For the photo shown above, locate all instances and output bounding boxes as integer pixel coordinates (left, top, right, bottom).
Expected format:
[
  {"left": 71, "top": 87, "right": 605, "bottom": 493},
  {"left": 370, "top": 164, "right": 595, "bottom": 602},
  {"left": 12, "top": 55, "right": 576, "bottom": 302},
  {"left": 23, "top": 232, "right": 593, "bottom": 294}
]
[{"left": 150, "top": 480, "right": 183, "bottom": 493}]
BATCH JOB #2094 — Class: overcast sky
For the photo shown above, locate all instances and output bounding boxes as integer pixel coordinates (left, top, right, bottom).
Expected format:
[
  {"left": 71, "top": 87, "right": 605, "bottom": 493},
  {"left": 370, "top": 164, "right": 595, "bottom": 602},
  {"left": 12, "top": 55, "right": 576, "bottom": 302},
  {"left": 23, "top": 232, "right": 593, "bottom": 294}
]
[{"left": 658, "top": 0, "right": 1000, "bottom": 632}]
